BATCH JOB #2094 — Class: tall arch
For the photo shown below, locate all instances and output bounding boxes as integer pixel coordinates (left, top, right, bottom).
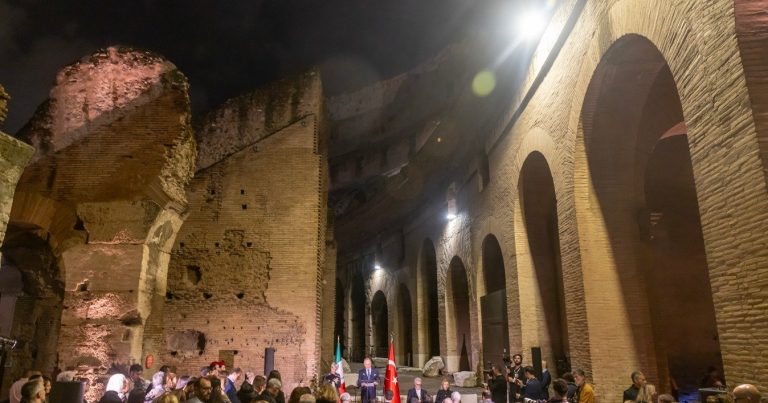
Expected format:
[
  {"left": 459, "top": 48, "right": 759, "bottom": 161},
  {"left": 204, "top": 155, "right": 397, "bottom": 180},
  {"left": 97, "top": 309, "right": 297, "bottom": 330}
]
[
  {"left": 480, "top": 234, "right": 510, "bottom": 370},
  {"left": 515, "top": 152, "right": 568, "bottom": 375},
  {"left": 446, "top": 256, "right": 472, "bottom": 372},
  {"left": 574, "top": 34, "right": 722, "bottom": 397},
  {"left": 419, "top": 239, "right": 440, "bottom": 361},
  {"left": 370, "top": 290, "right": 389, "bottom": 357},
  {"left": 335, "top": 278, "right": 345, "bottom": 350},
  {"left": 349, "top": 271, "right": 366, "bottom": 361},
  {"left": 398, "top": 284, "right": 414, "bottom": 366}
]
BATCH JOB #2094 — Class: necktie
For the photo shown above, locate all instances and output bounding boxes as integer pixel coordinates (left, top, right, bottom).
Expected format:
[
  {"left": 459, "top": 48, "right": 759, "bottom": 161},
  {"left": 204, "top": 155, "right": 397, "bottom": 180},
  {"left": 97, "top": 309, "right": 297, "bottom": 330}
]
[{"left": 367, "top": 369, "right": 370, "bottom": 378}]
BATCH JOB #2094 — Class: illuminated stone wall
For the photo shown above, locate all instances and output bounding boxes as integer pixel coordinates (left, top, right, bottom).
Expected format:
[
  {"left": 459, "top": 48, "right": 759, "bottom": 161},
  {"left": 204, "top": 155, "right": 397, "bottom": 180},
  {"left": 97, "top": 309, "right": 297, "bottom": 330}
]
[
  {"left": 339, "top": 0, "right": 768, "bottom": 398},
  {"left": 7, "top": 47, "right": 196, "bottom": 400},
  {"left": 148, "top": 71, "right": 329, "bottom": 391}
]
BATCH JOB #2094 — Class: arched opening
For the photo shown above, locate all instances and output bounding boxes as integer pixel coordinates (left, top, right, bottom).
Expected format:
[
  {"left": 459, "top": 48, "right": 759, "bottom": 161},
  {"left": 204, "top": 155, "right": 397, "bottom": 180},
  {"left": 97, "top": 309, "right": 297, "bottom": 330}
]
[
  {"left": 517, "top": 152, "right": 568, "bottom": 375},
  {"left": 421, "top": 239, "right": 440, "bottom": 358},
  {"left": 575, "top": 34, "right": 723, "bottom": 396},
  {"left": 398, "top": 284, "right": 413, "bottom": 366},
  {"left": 448, "top": 256, "right": 472, "bottom": 371},
  {"left": 350, "top": 271, "right": 366, "bottom": 361},
  {"left": 0, "top": 231, "right": 63, "bottom": 394},
  {"left": 370, "top": 290, "right": 389, "bottom": 357},
  {"left": 480, "top": 234, "right": 510, "bottom": 371},
  {"left": 335, "top": 278, "right": 345, "bottom": 349}
]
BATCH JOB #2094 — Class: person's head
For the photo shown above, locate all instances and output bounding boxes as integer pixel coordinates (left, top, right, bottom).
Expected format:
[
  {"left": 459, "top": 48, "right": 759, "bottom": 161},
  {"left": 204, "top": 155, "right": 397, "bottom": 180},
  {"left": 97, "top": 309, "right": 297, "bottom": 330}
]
[
  {"left": 363, "top": 358, "right": 372, "bottom": 369},
  {"left": 268, "top": 370, "right": 282, "bottom": 381},
  {"left": 316, "top": 383, "right": 338, "bottom": 403},
  {"left": 165, "top": 371, "right": 178, "bottom": 390},
  {"left": 450, "top": 391, "right": 461, "bottom": 403},
  {"left": 552, "top": 379, "right": 568, "bottom": 399},
  {"left": 196, "top": 378, "right": 213, "bottom": 401},
  {"left": 330, "top": 362, "right": 338, "bottom": 372},
  {"left": 130, "top": 364, "right": 144, "bottom": 381},
  {"left": 631, "top": 371, "right": 646, "bottom": 388},
  {"left": 523, "top": 366, "right": 536, "bottom": 380},
  {"left": 490, "top": 365, "right": 501, "bottom": 376},
  {"left": 658, "top": 394, "right": 676, "bottom": 403},
  {"left": 290, "top": 386, "right": 312, "bottom": 403},
  {"left": 441, "top": 378, "right": 450, "bottom": 390},
  {"left": 42, "top": 376, "right": 51, "bottom": 395},
  {"left": 253, "top": 375, "right": 267, "bottom": 393},
  {"left": 155, "top": 393, "right": 181, "bottom": 403},
  {"left": 183, "top": 377, "right": 198, "bottom": 397},
  {"left": 106, "top": 373, "right": 131, "bottom": 395},
  {"left": 229, "top": 368, "right": 243, "bottom": 382},
  {"left": 562, "top": 373, "right": 575, "bottom": 383},
  {"left": 512, "top": 354, "right": 522, "bottom": 366},
  {"left": 733, "top": 384, "right": 762, "bottom": 403},
  {"left": 267, "top": 378, "right": 282, "bottom": 396},
  {"left": 25, "top": 370, "right": 42, "bottom": 378},
  {"left": 414, "top": 377, "right": 423, "bottom": 389},
  {"left": 21, "top": 379, "right": 45, "bottom": 402},
  {"left": 443, "top": 399, "right": 453, "bottom": 403},
  {"left": 657, "top": 394, "right": 676, "bottom": 403},
  {"left": 572, "top": 369, "right": 587, "bottom": 387},
  {"left": 340, "top": 393, "right": 351, "bottom": 403},
  {"left": 300, "top": 394, "right": 317, "bottom": 403}
]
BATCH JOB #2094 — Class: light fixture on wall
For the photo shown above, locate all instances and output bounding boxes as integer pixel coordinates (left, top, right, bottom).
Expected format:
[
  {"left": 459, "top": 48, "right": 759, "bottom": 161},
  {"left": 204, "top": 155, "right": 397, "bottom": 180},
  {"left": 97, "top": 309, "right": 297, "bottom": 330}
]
[{"left": 446, "top": 183, "right": 458, "bottom": 220}]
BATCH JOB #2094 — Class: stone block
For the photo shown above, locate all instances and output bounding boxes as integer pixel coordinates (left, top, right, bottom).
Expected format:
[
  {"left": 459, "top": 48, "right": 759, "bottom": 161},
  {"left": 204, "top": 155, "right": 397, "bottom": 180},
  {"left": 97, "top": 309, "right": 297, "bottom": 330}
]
[
  {"left": 452, "top": 371, "right": 476, "bottom": 387},
  {"left": 422, "top": 356, "right": 445, "bottom": 377}
]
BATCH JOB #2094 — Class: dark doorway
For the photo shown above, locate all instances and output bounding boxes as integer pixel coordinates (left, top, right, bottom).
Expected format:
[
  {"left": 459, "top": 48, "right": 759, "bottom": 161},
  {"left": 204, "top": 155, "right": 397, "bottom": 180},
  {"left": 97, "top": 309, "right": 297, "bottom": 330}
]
[
  {"left": 371, "top": 290, "right": 389, "bottom": 357},
  {"left": 421, "top": 239, "right": 440, "bottom": 358},
  {"left": 398, "top": 284, "right": 413, "bottom": 366},
  {"left": 519, "top": 152, "right": 568, "bottom": 374},
  {"left": 480, "top": 234, "right": 510, "bottom": 372},
  {"left": 350, "top": 271, "right": 366, "bottom": 361},
  {"left": 449, "top": 256, "right": 472, "bottom": 371}
]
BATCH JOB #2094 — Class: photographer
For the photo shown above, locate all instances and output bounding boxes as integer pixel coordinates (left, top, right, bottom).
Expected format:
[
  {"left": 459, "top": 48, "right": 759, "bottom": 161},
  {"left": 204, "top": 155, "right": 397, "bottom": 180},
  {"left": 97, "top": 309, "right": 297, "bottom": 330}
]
[
  {"left": 487, "top": 366, "right": 507, "bottom": 403},
  {"left": 506, "top": 354, "right": 525, "bottom": 402}
]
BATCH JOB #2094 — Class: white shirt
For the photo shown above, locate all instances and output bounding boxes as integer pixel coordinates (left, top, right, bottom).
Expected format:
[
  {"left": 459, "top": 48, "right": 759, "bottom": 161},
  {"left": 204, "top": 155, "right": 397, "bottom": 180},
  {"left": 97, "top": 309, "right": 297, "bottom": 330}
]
[{"left": 9, "top": 378, "right": 28, "bottom": 403}]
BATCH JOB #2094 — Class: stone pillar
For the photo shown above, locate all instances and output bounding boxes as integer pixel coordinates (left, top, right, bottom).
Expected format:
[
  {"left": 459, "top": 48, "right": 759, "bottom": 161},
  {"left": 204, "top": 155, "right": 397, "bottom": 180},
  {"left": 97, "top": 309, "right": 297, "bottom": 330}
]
[{"left": 0, "top": 85, "right": 35, "bottom": 259}]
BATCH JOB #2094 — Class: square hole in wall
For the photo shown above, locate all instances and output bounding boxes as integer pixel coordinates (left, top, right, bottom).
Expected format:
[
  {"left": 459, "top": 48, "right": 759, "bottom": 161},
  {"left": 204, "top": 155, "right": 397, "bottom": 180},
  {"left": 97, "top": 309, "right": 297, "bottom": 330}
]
[
  {"left": 186, "top": 265, "right": 202, "bottom": 285},
  {"left": 240, "top": 189, "right": 245, "bottom": 195},
  {"left": 242, "top": 204, "right": 247, "bottom": 210}
]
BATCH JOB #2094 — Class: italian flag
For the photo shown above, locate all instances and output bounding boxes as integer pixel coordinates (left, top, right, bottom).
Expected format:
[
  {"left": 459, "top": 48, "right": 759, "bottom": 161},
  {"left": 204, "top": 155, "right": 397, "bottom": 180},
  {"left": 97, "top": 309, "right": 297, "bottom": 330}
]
[{"left": 335, "top": 337, "right": 346, "bottom": 394}]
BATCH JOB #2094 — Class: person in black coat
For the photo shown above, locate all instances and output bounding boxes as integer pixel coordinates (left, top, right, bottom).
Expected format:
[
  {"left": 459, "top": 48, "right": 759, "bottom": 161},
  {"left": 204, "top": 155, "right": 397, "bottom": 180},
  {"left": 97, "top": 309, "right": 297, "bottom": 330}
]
[
  {"left": 487, "top": 366, "right": 508, "bottom": 403},
  {"left": 518, "top": 367, "right": 546, "bottom": 401},
  {"left": 357, "top": 358, "right": 380, "bottom": 403},
  {"left": 434, "top": 379, "right": 453, "bottom": 403},
  {"left": 406, "top": 377, "right": 430, "bottom": 403}
]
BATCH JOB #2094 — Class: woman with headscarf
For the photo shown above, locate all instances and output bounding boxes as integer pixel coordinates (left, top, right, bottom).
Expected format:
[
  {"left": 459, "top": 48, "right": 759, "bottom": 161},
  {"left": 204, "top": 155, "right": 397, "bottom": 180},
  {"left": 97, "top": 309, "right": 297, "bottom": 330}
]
[
  {"left": 100, "top": 374, "right": 130, "bottom": 403},
  {"left": 145, "top": 371, "right": 167, "bottom": 402}
]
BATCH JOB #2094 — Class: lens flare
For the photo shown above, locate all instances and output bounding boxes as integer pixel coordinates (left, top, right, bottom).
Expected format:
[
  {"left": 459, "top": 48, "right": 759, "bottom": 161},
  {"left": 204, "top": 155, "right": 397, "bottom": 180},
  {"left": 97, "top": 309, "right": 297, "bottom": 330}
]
[{"left": 472, "top": 70, "right": 496, "bottom": 97}]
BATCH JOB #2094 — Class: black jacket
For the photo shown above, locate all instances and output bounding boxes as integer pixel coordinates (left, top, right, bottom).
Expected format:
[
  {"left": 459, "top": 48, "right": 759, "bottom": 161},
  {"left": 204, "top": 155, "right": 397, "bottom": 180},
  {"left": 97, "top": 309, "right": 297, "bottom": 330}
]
[
  {"left": 406, "top": 388, "right": 430, "bottom": 403},
  {"left": 99, "top": 391, "right": 125, "bottom": 403},
  {"left": 522, "top": 378, "right": 546, "bottom": 401},
  {"left": 435, "top": 389, "right": 453, "bottom": 403},
  {"left": 489, "top": 375, "right": 507, "bottom": 403}
]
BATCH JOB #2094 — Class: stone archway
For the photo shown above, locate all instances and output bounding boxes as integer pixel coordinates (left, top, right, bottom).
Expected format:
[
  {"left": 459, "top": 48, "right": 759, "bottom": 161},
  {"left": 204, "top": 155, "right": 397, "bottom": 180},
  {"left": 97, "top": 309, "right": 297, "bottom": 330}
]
[
  {"left": 575, "top": 34, "right": 723, "bottom": 397},
  {"left": 370, "top": 290, "right": 389, "bottom": 358},
  {"left": 419, "top": 239, "right": 440, "bottom": 361},
  {"left": 447, "top": 256, "right": 472, "bottom": 372},
  {"left": 350, "top": 271, "right": 367, "bottom": 362},
  {"left": 398, "top": 284, "right": 413, "bottom": 366},
  {"left": 514, "top": 152, "right": 568, "bottom": 376},
  {"left": 480, "top": 234, "right": 510, "bottom": 371}
]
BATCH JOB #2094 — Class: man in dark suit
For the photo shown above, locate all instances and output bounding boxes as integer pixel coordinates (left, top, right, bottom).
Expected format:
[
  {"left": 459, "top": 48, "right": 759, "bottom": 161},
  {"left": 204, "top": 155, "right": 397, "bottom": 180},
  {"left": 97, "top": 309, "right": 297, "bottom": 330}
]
[
  {"left": 357, "top": 357, "right": 380, "bottom": 403},
  {"left": 406, "top": 377, "right": 430, "bottom": 403},
  {"left": 518, "top": 366, "right": 546, "bottom": 401}
]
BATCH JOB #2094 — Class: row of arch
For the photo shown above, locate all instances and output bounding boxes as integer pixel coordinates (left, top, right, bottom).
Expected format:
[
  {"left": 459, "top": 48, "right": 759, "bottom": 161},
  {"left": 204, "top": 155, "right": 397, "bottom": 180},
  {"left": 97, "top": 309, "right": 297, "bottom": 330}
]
[{"left": 336, "top": 33, "right": 727, "bottom": 396}]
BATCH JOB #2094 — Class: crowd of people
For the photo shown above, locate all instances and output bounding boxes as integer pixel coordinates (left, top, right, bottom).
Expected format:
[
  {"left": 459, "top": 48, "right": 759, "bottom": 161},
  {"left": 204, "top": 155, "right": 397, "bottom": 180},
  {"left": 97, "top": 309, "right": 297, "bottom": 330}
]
[
  {"left": 6, "top": 361, "right": 349, "bottom": 403},
  {"left": 4, "top": 357, "right": 763, "bottom": 403}
]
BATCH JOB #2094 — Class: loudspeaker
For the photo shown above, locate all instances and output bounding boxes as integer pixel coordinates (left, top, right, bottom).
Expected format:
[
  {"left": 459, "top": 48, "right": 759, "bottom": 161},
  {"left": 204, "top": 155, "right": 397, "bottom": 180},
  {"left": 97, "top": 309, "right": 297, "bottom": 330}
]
[
  {"left": 531, "top": 347, "right": 542, "bottom": 378},
  {"left": 265, "top": 347, "right": 276, "bottom": 375},
  {"left": 49, "top": 381, "right": 84, "bottom": 403}
]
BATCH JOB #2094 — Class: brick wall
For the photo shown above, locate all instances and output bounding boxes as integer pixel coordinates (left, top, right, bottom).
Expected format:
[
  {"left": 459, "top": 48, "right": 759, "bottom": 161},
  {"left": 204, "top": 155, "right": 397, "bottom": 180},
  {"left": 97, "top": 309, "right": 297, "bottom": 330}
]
[{"left": 155, "top": 71, "right": 328, "bottom": 390}]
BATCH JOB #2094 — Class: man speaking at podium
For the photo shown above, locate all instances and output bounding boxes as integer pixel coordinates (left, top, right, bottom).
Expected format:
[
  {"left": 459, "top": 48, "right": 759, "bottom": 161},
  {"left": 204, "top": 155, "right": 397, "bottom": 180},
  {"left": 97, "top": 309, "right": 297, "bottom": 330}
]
[{"left": 357, "top": 357, "right": 380, "bottom": 403}]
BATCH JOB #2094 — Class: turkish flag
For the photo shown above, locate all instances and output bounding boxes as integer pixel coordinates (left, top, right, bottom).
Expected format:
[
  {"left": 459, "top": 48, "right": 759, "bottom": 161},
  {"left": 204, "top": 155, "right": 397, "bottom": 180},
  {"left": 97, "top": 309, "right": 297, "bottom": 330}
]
[{"left": 384, "top": 339, "right": 401, "bottom": 403}]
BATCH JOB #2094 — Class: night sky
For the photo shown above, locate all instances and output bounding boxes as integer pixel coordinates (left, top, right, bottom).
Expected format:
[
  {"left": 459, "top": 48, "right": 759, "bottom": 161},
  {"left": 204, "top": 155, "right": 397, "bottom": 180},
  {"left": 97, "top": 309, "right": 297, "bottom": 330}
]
[{"left": 0, "top": 0, "right": 508, "bottom": 133}]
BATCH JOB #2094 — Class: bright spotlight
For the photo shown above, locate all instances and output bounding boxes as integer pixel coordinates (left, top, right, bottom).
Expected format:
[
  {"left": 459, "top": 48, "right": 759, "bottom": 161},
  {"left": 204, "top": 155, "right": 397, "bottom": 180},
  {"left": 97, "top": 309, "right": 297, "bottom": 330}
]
[
  {"left": 446, "top": 213, "right": 457, "bottom": 220},
  {"left": 374, "top": 263, "right": 382, "bottom": 270},
  {"left": 516, "top": 9, "right": 547, "bottom": 40}
]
